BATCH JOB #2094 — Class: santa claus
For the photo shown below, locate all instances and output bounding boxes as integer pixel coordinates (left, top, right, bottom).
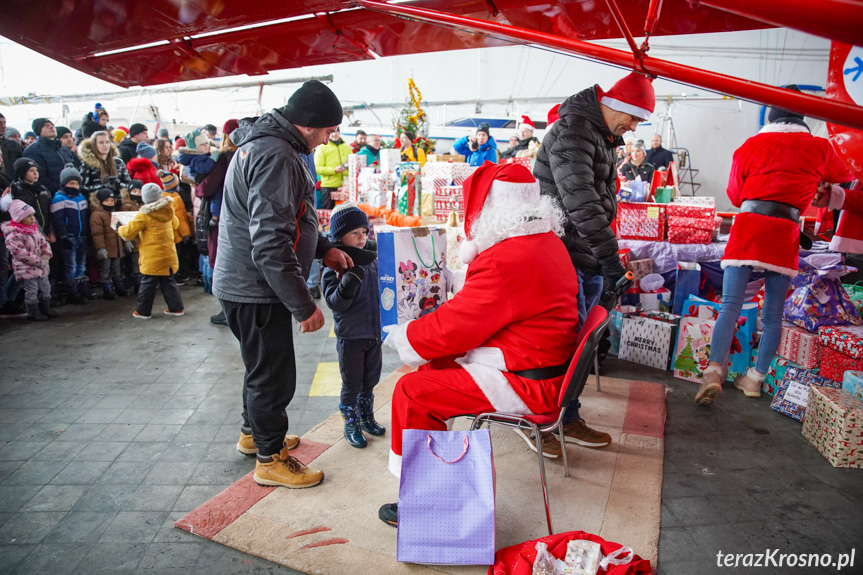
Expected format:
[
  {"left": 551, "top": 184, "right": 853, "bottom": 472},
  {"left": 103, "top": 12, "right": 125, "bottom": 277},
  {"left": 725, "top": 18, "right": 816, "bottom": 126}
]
[
  {"left": 819, "top": 180, "right": 863, "bottom": 254},
  {"left": 378, "top": 161, "right": 579, "bottom": 527}
]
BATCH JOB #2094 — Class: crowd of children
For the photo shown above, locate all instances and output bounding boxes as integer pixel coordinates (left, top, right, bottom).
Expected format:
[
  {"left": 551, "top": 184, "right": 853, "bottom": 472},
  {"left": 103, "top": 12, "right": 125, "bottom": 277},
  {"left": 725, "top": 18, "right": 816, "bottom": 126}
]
[{"left": 0, "top": 108, "right": 233, "bottom": 321}]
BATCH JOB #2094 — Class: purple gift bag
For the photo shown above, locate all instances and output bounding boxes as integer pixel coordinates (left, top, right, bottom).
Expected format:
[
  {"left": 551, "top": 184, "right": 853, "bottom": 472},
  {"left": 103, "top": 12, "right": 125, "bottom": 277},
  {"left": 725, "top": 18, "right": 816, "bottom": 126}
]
[{"left": 397, "top": 429, "right": 495, "bottom": 565}]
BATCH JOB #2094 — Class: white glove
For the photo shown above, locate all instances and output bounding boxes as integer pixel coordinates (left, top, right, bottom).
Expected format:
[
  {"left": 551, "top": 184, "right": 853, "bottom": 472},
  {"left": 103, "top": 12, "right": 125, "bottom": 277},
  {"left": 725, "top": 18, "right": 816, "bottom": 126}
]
[{"left": 382, "top": 322, "right": 428, "bottom": 368}]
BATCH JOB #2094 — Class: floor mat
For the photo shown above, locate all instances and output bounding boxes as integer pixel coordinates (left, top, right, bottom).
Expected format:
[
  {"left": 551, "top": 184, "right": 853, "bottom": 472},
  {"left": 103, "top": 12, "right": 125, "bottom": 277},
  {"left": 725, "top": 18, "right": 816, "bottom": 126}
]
[{"left": 176, "top": 369, "right": 666, "bottom": 574}]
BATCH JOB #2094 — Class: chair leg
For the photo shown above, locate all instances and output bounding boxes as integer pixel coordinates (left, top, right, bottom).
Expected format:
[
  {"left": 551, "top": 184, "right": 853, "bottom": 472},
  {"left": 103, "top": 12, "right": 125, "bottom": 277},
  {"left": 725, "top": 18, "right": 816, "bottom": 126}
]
[
  {"left": 594, "top": 355, "right": 602, "bottom": 392},
  {"left": 532, "top": 425, "right": 553, "bottom": 535},
  {"left": 558, "top": 425, "right": 570, "bottom": 478}
]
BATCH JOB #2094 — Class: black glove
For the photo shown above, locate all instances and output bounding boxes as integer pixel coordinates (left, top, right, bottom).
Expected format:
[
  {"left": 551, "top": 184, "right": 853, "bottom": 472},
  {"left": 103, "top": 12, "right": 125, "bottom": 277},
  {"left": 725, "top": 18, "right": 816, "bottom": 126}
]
[
  {"left": 600, "top": 257, "right": 627, "bottom": 298},
  {"left": 61, "top": 237, "right": 74, "bottom": 249},
  {"left": 337, "top": 266, "right": 364, "bottom": 299}
]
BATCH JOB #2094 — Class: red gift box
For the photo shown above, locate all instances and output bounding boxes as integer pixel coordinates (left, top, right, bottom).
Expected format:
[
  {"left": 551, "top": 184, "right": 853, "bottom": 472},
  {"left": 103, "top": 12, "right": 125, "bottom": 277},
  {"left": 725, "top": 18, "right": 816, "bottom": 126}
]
[
  {"left": 668, "top": 227, "right": 712, "bottom": 244},
  {"left": 618, "top": 248, "right": 631, "bottom": 269},
  {"left": 818, "top": 325, "right": 863, "bottom": 359},
  {"left": 433, "top": 185, "right": 464, "bottom": 218},
  {"left": 501, "top": 157, "right": 531, "bottom": 168},
  {"left": 820, "top": 347, "right": 863, "bottom": 382},
  {"left": 666, "top": 203, "right": 716, "bottom": 219},
  {"left": 667, "top": 215, "right": 716, "bottom": 231},
  {"left": 778, "top": 322, "right": 822, "bottom": 369},
  {"left": 317, "top": 209, "right": 332, "bottom": 227},
  {"left": 617, "top": 203, "right": 666, "bottom": 241},
  {"left": 627, "top": 258, "right": 653, "bottom": 281}
]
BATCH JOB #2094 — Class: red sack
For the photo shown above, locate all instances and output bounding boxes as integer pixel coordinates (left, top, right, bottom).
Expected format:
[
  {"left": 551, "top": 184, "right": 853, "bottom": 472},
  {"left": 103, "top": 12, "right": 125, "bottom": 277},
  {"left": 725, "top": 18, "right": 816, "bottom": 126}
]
[{"left": 489, "top": 531, "right": 651, "bottom": 575}]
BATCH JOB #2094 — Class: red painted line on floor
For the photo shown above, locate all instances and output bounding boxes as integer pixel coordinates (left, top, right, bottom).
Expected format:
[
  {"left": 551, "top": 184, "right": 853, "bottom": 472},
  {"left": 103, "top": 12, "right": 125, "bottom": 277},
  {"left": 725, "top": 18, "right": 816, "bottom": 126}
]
[
  {"left": 300, "top": 538, "right": 350, "bottom": 549},
  {"left": 174, "top": 438, "right": 332, "bottom": 540},
  {"left": 286, "top": 526, "right": 332, "bottom": 539},
  {"left": 622, "top": 380, "right": 667, "bottom": 438}
]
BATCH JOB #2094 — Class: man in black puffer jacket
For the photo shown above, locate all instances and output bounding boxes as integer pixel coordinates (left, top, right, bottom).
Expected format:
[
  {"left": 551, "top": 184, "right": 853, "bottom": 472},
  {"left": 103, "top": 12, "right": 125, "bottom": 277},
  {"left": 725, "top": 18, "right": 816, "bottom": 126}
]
[{"left": 534, "top": 72, "right": 654, "bottom": 453}]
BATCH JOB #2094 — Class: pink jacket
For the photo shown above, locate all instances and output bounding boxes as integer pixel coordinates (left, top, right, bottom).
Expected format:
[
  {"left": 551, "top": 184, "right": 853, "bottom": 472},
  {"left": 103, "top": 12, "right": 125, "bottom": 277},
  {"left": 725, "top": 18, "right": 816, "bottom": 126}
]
[{"left": 1, "top": 221, "right": 51, "bottom": 280}]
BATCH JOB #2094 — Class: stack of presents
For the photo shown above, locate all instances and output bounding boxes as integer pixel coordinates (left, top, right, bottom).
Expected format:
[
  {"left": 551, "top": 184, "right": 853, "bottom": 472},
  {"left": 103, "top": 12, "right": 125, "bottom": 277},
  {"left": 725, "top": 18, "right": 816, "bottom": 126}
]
[{"left": 612, "top": 243, "right": 863, "bottom": 468}]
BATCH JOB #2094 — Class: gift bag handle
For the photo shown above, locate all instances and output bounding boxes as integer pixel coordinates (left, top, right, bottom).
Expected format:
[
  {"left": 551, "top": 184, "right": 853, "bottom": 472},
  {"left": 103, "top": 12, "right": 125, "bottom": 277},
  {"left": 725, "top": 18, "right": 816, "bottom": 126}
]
[{"left": 427, "top": 434, "right": 469, "bottom": 464}]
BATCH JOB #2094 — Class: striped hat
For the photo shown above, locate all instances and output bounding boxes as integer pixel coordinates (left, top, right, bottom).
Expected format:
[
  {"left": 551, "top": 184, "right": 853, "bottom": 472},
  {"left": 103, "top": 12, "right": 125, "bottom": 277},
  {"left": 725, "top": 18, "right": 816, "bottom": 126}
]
[{"left": 158, "top": 169, "right": 179, "bottom": 190}]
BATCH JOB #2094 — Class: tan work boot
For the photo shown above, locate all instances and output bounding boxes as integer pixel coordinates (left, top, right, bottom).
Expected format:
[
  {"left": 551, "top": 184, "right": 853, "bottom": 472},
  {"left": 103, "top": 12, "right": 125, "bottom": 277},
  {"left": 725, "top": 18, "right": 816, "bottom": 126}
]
[
  {"left": 237, "top": 432, "right": 300, "bottom": 455},
  {"left": 560, "top": 418, "right": 611, "bottom": 448},
  {"left": 695, "top": 365, "right": 724, "bottom": 405},
  {"left": 254, "top": 451, "right": 324, "bottom": 488},
  {"left": 734, "top": 367, "right": 764, "bottom": 398},
  {"left": 514, "top": 429, "right": 563, "bottom": 459}
]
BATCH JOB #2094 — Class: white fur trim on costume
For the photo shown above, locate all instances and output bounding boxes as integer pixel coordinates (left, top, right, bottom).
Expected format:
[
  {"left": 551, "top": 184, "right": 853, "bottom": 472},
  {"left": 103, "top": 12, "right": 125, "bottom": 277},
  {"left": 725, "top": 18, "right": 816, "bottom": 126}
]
[
  {"left": 487, "top": 180, "right": 540, "bottom": 209},
  {"left": 827, "top": 185, "right": 846, "bottom": 211},
  {"left": 599, "top": 96, "right": 652, "bottom": 120},
  {"left": 758, "top": 123, "right": 809, "bottom": 134},
  {"left": 460, "top": 239, "right": 478, "bottom": 265},
  {"left": 456, "top": 355, "right": 533, "bottom": 415},
  {"left": 462, "top": 347, "right": 508, "bottom": 371},
  {"left": 382, "top": 321, "right": 428, "bottom": 368},
  {"left": 450, "top": 268, "right": 467, "bottom": 295},
  {"left": 830, "top": 234, "right": 863, "bottom": 254},
  {"left": 721, "top": 259, "right": 798, "bottom": 278},
  {"left": 0, "top": 194, "right": 12, "bottom": 212},
  {"left": 388, "top": 450, "right": 402, "bottom": 478}
]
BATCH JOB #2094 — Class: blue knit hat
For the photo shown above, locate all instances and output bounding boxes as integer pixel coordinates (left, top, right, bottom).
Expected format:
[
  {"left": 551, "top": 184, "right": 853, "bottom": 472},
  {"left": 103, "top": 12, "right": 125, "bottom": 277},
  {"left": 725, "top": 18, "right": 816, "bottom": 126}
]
[
  {"left": 136, "top": 141, "right": 157, "bottom": 159},
  {"left": 329, "top": 201, "right": 369, "bottom": 241}
]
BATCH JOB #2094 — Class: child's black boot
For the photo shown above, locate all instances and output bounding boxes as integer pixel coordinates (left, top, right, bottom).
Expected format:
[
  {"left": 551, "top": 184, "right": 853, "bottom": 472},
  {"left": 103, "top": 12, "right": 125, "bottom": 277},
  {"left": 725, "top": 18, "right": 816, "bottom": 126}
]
[
  {"left": 102, "top": 282, "right": 116, "bottom": 300},
  {"left": 338, "top": 403, "right": 367, "bottom": 448},
  {"left": 38, "top": 298, "right": 58, "bottom": 318},
  {"left": 357, "top": 394, "right": 386, "bottom": 436},
  {"left": 26, "top": 303, "right": 47, "bottom": 321}
]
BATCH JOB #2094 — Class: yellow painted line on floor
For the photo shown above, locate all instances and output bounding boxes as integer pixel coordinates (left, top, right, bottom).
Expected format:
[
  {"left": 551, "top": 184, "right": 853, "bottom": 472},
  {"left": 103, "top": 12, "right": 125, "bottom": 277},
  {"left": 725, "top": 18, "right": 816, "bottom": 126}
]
[
  {"left": 329, "top": 324, "right": 336, "bottom": 338},
  {"left": 309, "top": 362, "right": 342, "bottom": 397}
]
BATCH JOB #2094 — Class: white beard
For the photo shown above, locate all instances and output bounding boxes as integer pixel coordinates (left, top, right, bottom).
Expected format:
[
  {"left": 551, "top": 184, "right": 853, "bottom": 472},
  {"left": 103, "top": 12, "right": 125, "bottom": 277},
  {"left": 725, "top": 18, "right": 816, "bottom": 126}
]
[{"left": 470, "top": 194, "right": 566, "bottom": 253}]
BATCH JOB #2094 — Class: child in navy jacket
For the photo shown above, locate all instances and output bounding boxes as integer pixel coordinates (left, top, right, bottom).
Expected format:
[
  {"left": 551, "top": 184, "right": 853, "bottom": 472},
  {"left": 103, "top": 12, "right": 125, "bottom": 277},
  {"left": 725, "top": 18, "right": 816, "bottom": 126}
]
[
  {"left": 50, "top": 166, "right": 89, "bottom": 302},
  {"left": 321, "top": 202, "right": 385, "bottom": 449}
]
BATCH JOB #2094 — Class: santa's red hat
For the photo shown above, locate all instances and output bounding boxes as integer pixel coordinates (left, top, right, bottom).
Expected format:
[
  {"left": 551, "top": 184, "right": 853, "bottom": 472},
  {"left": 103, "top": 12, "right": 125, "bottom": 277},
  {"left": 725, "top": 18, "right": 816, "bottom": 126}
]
[
  {"left": 547, "top": 104, "right": 561, "bottom": 126},
  {"left": 520, "top": 115, "right": 535, "bottom": 130},
  {"left": 598, "top": 72, "right": 655, "bottom": 121},
  {"left": 460, "top": 161, "right": 540, "bottom": 264}
]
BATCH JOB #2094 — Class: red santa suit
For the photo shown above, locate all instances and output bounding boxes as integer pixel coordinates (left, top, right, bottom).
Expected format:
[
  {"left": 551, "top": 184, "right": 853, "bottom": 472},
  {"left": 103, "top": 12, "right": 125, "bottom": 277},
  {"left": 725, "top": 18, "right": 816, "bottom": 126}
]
[
  {"left": 723, "top": 122, "right": 852, "bottom": 276},
  {"left": 828, "top": 181, "right": 863, "bottom": 254},
  {"left": 126, "top": 157, "right": 163, "bottom": 188},
  {"left": 383, "top": 162, "right": 579, "bottom": 477}
]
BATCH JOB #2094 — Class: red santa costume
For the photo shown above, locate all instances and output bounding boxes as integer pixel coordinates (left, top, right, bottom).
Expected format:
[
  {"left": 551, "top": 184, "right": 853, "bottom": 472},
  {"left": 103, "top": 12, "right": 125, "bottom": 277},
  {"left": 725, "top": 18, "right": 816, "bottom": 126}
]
[
  {"left": 723, "top": 121, "right": 852, "bottom": 276},
  {"left": 827, "top": 180, "right": 863, "bottom": 254},
  {"left": 383, "top": 162, "right": 579, "bottom": 477}
]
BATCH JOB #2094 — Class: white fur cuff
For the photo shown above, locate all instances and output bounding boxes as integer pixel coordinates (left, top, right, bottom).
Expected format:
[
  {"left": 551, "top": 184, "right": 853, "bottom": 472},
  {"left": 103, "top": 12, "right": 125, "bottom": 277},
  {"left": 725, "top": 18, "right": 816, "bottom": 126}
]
[
  {"left": 827, "top": 184, "right": 846, "bottom": 211},
  {"left": 382, "top": 321, "right": 428, "bottom": 368},
  {"left": 388, "top": 450, "right": 402, "bottom": 479}
]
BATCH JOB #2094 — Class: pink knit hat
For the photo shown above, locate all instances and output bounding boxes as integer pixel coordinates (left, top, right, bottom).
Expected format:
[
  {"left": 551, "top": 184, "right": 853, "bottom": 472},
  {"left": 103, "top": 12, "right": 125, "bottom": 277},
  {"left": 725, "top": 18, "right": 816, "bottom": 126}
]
[{"left": 9, "top": 199, "right": 35, "bottom": 223}]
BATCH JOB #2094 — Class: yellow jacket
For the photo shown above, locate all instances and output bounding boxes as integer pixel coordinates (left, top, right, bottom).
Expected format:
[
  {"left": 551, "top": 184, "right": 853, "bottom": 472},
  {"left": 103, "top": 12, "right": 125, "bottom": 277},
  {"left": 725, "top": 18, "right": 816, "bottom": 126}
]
[
  {"left": 162, "top": 191, "right": 192, "bottom": 243},
  {"left": 314, "top": 140, "right": 353, "bottom": 188},
  {"left": 401, "top": 144, "right": 427, "bottom": 167},
  {"left": 117, "top": 197, "right": 180, "bottom": 276}
]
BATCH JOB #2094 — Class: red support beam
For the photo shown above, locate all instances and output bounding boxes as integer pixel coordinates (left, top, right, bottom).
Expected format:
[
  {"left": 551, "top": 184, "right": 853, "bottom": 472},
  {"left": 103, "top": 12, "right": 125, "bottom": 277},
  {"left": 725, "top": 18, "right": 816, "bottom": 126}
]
[
  {"left": 644, "top": 0, "right": 664, "bottom": 37},
  {"left": 603, "top": 0, "right": 640, "bottom": 56},
  {"left": 696, "top": 0, "right": 863, "bottom": 49},
  {"left": 355, "top": 0, "right": 863, "bottom": 130}
]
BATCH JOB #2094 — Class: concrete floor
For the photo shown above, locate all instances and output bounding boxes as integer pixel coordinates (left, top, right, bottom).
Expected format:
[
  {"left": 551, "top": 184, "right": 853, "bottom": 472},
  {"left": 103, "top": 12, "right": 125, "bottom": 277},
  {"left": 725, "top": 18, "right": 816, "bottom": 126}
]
[{"left": 0, "top": 288, "right": 860, "bottom": 575}]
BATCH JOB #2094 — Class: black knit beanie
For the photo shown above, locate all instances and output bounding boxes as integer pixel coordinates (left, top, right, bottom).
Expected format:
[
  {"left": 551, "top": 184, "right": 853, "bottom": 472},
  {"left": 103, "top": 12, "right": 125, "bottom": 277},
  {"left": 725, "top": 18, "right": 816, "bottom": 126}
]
[
  {"left": 32, "top": 118, "right": 50, "bottom": 136},
  {"left": 55, "top": 126, "right": 72, "bottom": 139},
  {"left": 279, "top": 80, "right": 343, "bottom": 128},
  {"left": 13, "top": 158, "right": 37, "bottom": 181},
  {"left": 129, "top": 123, "right": 147, "bottom": 138},
  {"left": 330, "top": 202, "right": 370, "bottom": 241},
  {"left": 476, "top": 122, "right": 491, "bottom": 137}
]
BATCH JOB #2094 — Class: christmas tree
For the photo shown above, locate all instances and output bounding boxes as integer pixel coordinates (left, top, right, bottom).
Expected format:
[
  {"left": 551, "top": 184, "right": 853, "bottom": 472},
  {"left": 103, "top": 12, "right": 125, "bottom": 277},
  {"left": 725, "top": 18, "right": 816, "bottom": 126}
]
[
  {"left": 675, "top": 336, "right": 698, "bottom": 377},
  {"left": 389, "top": 78, "right": 436, "bottom": 154}
]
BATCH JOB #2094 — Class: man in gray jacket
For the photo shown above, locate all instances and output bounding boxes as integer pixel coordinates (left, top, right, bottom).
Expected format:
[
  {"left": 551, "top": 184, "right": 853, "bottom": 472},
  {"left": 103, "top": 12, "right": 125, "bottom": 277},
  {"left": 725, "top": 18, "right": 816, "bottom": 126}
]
[{"left": 213, "top": 80, "right": 352, "bottom": 489}]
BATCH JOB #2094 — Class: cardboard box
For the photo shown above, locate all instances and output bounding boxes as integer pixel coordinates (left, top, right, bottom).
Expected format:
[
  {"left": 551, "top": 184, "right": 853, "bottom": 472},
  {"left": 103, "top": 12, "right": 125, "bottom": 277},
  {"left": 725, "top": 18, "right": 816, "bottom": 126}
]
[
  {"left": 770, "top": 366, "right": 840, "bottom": 422},
  {"left": 802, "top": 386, "right": 863, "bottom": 468}
]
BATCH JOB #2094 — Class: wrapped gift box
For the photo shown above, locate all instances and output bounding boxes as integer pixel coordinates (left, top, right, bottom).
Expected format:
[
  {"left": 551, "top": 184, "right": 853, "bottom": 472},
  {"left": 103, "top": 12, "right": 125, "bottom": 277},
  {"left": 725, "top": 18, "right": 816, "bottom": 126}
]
[
  {"left": 778, "top": 322, "right": 822, "bottom": 370},
  {"left": 379, "top": 149, "right": 402, "bottom": 173},
  {"left": 818, "top": 325, "right": 863, "bottom": 359},
  {"left": 618, "top": 316, "right": 674, "bottom": 370},
  {"left": 426, "top": 154, "right": 465, "bottom": 163},
  {"left": 770, "top": 366, "right": 840, "bottom": 422},
  {"left": 500, "top": 157, "right": 531, "bottom": 168},
  {"left": 317, "top": 209, "right": 332, "bottom": 228},
  {"left": 764, "top": 356, "right": 802, "bottom": 396},
  {"left": 671, "top": 196, "right": 716, "bottom": 207},
  {"left": 820, "top": 347, "right": 863, "bottom": 382},
  {"left": 843, "top": 370, "right": 863, "bottom": 399},
  {"left": 666, "top": 203, "right": 716, "bottom": 219},
  {"left": 640, "top": 289, "right": 672, "bottom": 312},
  {"left": 346, "top": 154, "right": 367, "bottom": 202},
  {"left": 433, "top": 186, "right": 464, "bottom": 219},
  {"left": 331, "top": 190, "right": 348, "bottom": 202},
  {"left": 626, "top": 259, "right": 653, "bottom": 282},
  {"left": 667, "top": 215, "right": 717, "bottom": 230},
  {"left": 668, "top": 227, "right": 712, "bottom": 244},
  {"left": 618, "top": 249, "right": 631, "bottom": 269},
  {"left": 110, "top": 211, "right": 138, "bottom": 227},
  {"left": 617, "top": 203, "right": 666, "bottom": 241},
  {"left": 423, "top": 162, "right": 476, "bottom": 184},
  {"left": 801, "top": 386, "right": 863, "bottom": 468}
]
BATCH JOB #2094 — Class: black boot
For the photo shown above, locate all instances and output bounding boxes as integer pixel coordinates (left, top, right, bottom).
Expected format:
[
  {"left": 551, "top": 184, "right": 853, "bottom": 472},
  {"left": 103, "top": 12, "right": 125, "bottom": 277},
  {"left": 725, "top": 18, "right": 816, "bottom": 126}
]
[
  {"left": 38, "top": 298, "right": 59, "bottom": 318},
  {"left": 102, "top": 282, "right": 116, "bottom": 300},
  {"left": 26, "top": 302, "right": 47, "bottom": 321},
  {"left": 114, "top": 280, "right": 129, "bottom": 297},
  {"left": 338, "top": 403, "right": 367, "bottom": 448},
  {"left": 66, "top": 280, "right": 85, "bottom": 305},
  {"left": 210, "top": 311, "right": 228, "bottom": 326},
  {"left": 77, "top": 278, "right": 96, "bottom": 301},
  {"left": 357, "top": 394, "right": 386, "bottom": 436}
]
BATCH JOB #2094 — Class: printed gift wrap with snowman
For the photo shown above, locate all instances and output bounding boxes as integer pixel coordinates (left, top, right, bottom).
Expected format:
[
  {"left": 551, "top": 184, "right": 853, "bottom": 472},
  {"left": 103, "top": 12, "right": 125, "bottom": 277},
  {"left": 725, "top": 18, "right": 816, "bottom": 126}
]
[{"left": 377, "top": 225, "right": 449, "bottom": 338}]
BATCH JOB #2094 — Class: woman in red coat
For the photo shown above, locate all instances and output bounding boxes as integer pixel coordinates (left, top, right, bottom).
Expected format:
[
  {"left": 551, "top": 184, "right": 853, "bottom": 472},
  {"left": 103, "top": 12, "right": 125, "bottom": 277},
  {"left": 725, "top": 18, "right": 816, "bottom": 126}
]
[{"left": 696, "top": 101, "right": 852, "bottom": 406}]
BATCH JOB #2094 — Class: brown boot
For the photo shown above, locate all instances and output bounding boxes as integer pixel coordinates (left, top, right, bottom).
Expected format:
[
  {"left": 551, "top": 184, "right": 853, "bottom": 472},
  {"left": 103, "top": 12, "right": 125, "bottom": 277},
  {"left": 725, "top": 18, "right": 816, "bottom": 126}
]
[
  {"left": 254, "top": 451, "right": 323, "bottom": 488},
  {"left": 695, "top": 366, "right": 724, "bottom": 405},
  {"left": 237, "top": 432, "right": 300, "bottom": 455},
  {"left": 733, "top": 368, "right": 764, "bottom": 398},
  {"left": 560, "top": 418, "right": 611, "bottom": 448},
  {"left": 514, "top": 429, "right": 563, "bottom": 459}
]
